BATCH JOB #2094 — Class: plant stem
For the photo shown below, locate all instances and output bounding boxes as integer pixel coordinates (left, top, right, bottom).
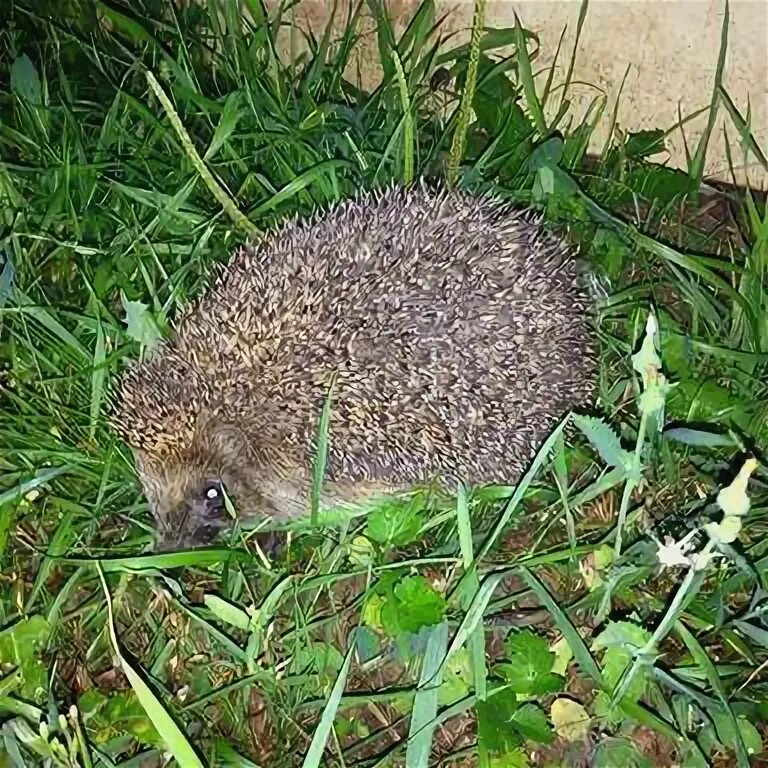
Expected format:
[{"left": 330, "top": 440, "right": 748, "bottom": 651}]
[
  {"left": 145, "top": 69, "right": 260, "bottom": 239},
  {"left": 612, "top": 540, "right": 714, "bottom": 704},
  {"left": 614, "top": 409, "right": 649, "bottom": 558}
]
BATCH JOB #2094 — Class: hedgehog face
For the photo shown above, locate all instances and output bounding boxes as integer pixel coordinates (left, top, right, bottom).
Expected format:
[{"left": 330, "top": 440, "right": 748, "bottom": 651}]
[
  {"left": 132, "top": 417, "right": 314, "bottom": 549},
  {"left": 135, "top": 454, "right": 225, "bottom": 550},
  {"left": 133, "top": 421, "right": 258, "bottom": 550},
  {"left": 160, "top": 475, "right": 228, "bottom": 550}
]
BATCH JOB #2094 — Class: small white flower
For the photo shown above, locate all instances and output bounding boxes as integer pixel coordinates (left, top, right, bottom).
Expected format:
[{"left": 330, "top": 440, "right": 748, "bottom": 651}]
[
  {"left": 653, "top": 528, "right": 697, "bottom": 569},
  {"left": 717, "top": 457, "right": 758, "bottom": 519}
]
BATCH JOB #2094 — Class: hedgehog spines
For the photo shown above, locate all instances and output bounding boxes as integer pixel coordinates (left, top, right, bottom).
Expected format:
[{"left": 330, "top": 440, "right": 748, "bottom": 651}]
[{"left": 110, "top": 181, "right": 600, "bottom": 545}]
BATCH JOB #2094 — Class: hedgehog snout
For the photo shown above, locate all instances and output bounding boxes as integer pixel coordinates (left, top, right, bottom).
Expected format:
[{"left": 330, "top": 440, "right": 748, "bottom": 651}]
[
  {"left": 154, "top": 479, "right": 228, "bottom": 550},
  {"left": 187, "top": 480, "right": 227, "bottom": 538}
]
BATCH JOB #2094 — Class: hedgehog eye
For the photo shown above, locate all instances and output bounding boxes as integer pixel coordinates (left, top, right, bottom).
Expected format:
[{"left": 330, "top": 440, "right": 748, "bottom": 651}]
[{"left": 202, "top": 479, "right": 224, "bottom": 502}]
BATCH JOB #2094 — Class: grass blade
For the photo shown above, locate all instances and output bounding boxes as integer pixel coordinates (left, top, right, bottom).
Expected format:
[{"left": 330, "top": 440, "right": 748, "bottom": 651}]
[
  {"left": 440, "top": 568, "right": 513, "bottom": 676},
  {"left": 560, "top": 0, "right": 588, "bottom": 106},
  {"left": 311, "top": 376, "right": 335, "bottom": 525},
  {"left": 26, "top": 509, "right": 77, "bottom": 612},
  {"left": 674, "top": 621, "right": 751, "bottom": 768},
  {"left": 392, "top": 51, "right": 414, "bottom": 184},
  {"left": 10, "top": 296, "right": 89, "bottom": 358},
  {"left": 247, "top": 160, "right": 347, "bottom": 219},
  {"left": 61, "top": 549, "right": 249, "bottom": 572},
  {"left": 455, "top": 484, "right": 488, "bottom": 700},
  {"left": 719, "top": 85, "right": 768, "bottom": 172},
  {"left": 89, "top": 315, "right": 107, "bottom": 441},
  {"left": 0, "top": 467, "right": 72, "bottom": 507},
  {"left": 513, "top": 13, "right": 546, "bottom": 133},
  {"left": 519, "top": 567, "right": 602, "bottom": 684},
  {"left": 97, "top": 565, "right": 206, "bottom": 768},
  {"left": 300, "top": 641, "right": 355, "bottom": 768},
  {"left": 477, "top": 413, "right": 571, "bottom": 560},
  {"left": 404, "top": 621, "right": 449, "bottom": 768},
  {"left": 689, "top": 0, "right": 729, "bottom": 190}
]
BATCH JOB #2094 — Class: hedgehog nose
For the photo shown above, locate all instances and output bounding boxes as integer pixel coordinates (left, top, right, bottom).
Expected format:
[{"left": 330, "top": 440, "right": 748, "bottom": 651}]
[{"left": 155, "top": 527, "right": 185, "bottom": 552}]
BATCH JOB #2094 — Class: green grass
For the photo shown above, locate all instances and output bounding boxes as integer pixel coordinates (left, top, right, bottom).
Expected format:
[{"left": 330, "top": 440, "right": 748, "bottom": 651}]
[{"left": 1, "top": 0, "right": 768, "bottom": 766}]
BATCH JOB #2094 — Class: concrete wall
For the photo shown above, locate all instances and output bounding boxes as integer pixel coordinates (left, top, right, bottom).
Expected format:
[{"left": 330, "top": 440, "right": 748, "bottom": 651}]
[{"left": 277, "top": 0, "right": 767, "bottom": 188}]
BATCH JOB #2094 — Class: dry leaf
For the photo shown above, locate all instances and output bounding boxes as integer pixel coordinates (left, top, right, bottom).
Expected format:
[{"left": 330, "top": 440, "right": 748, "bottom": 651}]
[
  {"left": 550, "top": 636, "right": 573, "bottom": 677},
  {"left": 550, "top": 697, "right": 590, "bottom": 742}
]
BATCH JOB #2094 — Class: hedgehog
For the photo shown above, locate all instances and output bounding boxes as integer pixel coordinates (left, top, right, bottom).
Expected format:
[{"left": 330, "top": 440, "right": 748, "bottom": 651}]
[{"left": 109, "top": 181, "right": 600, "bottom": 550}]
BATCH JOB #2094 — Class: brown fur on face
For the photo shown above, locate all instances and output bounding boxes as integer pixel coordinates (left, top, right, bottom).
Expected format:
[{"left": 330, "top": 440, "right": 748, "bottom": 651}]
[
  {"left": 133, "top": 418, "right": 398, "bottom": 550},
  {"left": 133, "top": 420, "right": 313, "bottom": 550}
]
